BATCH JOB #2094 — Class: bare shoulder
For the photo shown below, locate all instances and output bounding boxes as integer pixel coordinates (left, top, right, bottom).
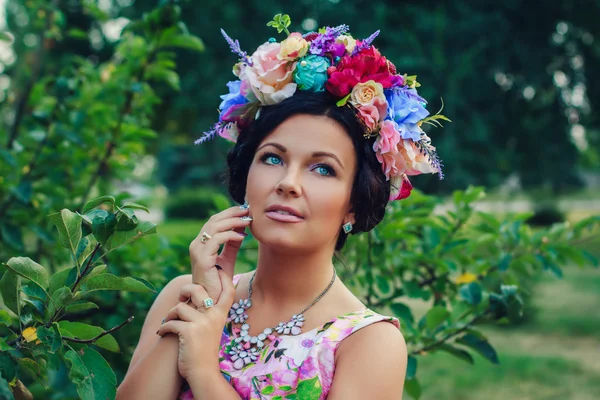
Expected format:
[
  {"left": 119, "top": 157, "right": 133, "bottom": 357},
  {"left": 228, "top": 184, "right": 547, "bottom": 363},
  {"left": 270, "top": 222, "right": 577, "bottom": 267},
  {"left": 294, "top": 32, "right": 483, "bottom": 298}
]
[{"left": 329, "top": 320, "right": 407, "bottom": 399}]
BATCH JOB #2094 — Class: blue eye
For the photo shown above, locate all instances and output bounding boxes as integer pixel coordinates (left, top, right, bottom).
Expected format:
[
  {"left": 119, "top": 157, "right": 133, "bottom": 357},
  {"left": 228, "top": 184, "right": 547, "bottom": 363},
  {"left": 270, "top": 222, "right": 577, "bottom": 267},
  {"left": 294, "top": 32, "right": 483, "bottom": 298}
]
[
  {"left": 261, "top": 153, "right": 282, "bottom": 165},
  {"left": 314, "top": 164, "right": 335, "bottom": 177}
]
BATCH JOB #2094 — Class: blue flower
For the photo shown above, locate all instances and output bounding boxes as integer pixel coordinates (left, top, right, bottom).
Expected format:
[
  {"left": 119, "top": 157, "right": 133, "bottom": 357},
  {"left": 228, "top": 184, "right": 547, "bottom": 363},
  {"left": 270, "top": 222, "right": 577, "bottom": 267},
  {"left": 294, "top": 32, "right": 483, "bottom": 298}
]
[
  {"left": 385, "top": 88, "right": 429, "bottom": 141},
  {"left": 293, "top": 55, "right": 330, "bottom": 92},
  {"left": 219, "top": 81, "right": 248, "bottom": 121}
]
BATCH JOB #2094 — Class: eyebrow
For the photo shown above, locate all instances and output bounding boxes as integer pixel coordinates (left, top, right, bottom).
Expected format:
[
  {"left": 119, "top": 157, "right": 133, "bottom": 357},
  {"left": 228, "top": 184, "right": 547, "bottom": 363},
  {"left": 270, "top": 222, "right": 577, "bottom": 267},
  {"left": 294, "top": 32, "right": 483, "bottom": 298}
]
[{"left": 257, "top": 142, "right": 345, "bottom": 170}]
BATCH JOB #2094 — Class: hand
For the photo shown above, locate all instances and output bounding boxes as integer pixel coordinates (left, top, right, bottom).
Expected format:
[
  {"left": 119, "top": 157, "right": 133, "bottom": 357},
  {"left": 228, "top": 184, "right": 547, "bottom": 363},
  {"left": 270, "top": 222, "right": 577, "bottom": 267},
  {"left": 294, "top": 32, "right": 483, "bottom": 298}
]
[
  {"left": 157, "top": 269, "right": 236, "bottom": 380},
  {"left": 189, "top": 205, "right": 251, "bottom": 301}
]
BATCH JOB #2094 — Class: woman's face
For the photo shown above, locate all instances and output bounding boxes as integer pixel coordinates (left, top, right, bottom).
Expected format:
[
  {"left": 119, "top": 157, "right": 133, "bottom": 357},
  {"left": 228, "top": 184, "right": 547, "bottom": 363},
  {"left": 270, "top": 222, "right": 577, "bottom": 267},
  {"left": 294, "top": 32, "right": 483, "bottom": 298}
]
[{"left": 246, "top": 114, "right": 357, "bottom": 252}]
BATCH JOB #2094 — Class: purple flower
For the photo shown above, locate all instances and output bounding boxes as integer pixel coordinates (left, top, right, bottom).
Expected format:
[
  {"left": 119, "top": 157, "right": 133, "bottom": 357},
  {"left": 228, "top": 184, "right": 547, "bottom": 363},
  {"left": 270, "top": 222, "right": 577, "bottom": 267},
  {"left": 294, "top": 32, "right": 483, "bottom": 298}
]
[
  {"left": 219, "top": 81, "right": 248, "bottom": 122},
  {"left": 308, "top": 25, "right": 350, "bottom": 57},
  {"left": 385, "top": 87, "right": 430, "bottom": 141},
  {"left": 301, "top": 339, "right": 315, "bottom": 349}
]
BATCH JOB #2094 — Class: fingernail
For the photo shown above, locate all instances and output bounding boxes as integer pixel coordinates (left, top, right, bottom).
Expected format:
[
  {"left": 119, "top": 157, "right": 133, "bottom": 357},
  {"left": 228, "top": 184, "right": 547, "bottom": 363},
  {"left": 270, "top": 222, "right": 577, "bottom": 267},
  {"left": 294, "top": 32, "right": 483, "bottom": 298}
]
[
  {"left": 240, "top": 202, "right": 250, "bottom": 210},
  {"left": 156, "top": 330, "right": 160, "bottom": 335},
  {"left": 238, "top": 232, "right": 248, "bottom": 237},
  {"left": 215, "top": 264, "right": 222, "bottom": 271},
  {"left": 161, "top": 318, "right": 165, "bottom": 324},
  {"left": 240, "top": 216, "right": 252, "bottom": 221}
]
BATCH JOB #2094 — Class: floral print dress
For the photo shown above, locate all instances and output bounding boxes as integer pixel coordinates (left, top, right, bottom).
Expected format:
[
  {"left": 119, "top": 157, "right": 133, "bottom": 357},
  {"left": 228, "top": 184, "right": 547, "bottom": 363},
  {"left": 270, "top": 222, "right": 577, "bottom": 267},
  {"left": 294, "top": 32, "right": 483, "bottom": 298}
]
[{"left": 178, "top": 274, "right": 400, "bottom": 400}]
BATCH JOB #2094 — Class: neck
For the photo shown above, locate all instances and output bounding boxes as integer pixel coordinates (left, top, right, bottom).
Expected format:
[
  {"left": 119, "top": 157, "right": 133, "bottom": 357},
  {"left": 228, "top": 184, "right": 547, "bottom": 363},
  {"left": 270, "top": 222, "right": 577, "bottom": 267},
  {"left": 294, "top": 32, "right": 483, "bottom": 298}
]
[{"left": 250, "top": 243, "right": 337, "bottom": 312}]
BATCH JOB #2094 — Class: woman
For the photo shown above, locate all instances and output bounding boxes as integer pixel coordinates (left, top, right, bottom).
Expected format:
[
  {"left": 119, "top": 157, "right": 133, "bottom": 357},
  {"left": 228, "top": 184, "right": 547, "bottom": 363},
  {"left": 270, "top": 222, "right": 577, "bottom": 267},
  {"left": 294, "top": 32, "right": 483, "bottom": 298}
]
[{"left": 117, "top": 18, "right": 445, "bottom": 400}]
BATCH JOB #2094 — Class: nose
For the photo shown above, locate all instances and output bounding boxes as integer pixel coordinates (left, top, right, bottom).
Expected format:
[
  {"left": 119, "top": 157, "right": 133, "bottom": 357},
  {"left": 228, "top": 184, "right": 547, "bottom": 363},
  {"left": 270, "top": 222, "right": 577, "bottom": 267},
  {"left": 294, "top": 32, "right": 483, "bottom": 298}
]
[{"left": 275, "top": 166, "right": 302, "bottom": 198}]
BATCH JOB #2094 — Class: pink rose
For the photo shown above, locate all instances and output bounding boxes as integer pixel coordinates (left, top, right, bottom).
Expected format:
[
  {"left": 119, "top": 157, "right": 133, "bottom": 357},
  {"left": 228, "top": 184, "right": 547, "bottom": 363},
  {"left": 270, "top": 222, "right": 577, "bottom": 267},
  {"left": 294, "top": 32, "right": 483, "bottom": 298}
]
[
  {"left": 240, "top": 42, "right": 297, "bottom": 105},
  {"left": 373, "top": 120, "right": 400, "bottom": 154},
  {"left": 357, "top": 97, "right": 388, "bottom": 131},
  {"left": 376, "top": 151, "right": 407, "bottom": 180}
]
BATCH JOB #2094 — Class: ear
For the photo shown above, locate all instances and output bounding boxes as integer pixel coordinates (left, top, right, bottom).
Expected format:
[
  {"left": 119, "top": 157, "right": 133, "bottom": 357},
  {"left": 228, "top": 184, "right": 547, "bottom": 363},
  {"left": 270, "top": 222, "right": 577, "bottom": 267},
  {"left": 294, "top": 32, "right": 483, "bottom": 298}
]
[{"left": 344, "top": 210, "right": 356, "bottom": 226}]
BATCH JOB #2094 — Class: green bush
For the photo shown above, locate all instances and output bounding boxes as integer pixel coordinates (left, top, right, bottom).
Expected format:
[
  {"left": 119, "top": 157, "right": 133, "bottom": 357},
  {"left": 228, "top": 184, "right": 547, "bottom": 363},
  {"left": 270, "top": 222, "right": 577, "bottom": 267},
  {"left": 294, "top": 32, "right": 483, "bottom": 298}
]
[
  {"left": 164, "top": 187, "right": 227, "bottom": 220},
  {"left": 526, "top": 206, "right": 566, "bottom": 227}
]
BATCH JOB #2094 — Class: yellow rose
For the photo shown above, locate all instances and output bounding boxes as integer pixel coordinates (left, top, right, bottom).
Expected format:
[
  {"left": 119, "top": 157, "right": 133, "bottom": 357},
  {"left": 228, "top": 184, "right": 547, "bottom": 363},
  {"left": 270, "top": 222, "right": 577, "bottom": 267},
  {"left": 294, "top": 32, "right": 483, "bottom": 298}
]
[
  {"left": 350, "top": 80, "right": 386, "bottom": 108},
  {"left": 278, "top": 32, "right": 309, "bottom": 61},
  {"left": 336, "top": 34, "right": 357, "bottom": 53}
]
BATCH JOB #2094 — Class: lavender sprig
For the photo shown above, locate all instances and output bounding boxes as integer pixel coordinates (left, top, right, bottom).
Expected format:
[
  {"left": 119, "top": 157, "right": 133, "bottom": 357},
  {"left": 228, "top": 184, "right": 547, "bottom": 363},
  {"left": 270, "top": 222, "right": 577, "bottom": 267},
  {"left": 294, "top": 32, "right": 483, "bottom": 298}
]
[
  {"left": 330, "top": 24, "right": 350, "bottom": 37},
  {"left": 221, "top": 29, "right": 252, "bottom": 66},
  {"left": 352, "top": 30, "right": 380, "bottom": 55},
  {"left": 194, "top": 122, "right": 225, "bottom": 145},
  {"left": 415, "top": 137, "right": 444, "bottom": 180},
  {"left": 389, "top": 86, "right": 427, "bottom": 104}
]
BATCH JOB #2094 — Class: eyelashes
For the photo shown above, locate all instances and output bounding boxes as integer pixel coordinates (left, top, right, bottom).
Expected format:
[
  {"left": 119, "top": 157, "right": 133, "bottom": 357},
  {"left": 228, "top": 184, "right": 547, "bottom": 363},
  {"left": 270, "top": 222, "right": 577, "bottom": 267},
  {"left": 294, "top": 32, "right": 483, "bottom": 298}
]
[{"left": 258, "top": 152, "right": 337, "bottom": 177}]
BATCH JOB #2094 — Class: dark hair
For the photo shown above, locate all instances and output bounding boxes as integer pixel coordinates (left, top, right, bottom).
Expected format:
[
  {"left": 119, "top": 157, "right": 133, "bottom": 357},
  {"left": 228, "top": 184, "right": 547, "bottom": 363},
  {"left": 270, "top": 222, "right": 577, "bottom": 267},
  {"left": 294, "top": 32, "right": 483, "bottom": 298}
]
[{"left": 227, "top": 91, "right": 390, "bottom": 250}]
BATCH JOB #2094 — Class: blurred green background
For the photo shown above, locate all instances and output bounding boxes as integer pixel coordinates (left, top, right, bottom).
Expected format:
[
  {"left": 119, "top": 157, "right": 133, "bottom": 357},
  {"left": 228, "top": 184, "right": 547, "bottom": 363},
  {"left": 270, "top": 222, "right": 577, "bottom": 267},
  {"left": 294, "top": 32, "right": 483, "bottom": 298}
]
[{"left": 1, "top": 0, "right": 599, "bottom": 399}]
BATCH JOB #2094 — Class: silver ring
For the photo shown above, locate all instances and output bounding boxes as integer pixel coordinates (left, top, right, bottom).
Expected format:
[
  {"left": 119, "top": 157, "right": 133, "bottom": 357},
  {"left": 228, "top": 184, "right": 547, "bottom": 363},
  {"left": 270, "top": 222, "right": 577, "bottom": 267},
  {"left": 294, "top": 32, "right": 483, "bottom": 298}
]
[
  {"left": 186, "top": 297, "right": 214, "bottom": 309},
  {"left": 200, "top": 232, "right": 212, "bottom": 244}
]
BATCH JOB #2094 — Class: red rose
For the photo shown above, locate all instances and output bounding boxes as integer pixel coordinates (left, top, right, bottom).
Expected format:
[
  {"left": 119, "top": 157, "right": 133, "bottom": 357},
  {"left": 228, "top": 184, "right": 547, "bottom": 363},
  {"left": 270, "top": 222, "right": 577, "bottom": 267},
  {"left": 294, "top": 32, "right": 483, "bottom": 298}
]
[{"left": 326, "top": 46, "right": 397, "bottom": 97}]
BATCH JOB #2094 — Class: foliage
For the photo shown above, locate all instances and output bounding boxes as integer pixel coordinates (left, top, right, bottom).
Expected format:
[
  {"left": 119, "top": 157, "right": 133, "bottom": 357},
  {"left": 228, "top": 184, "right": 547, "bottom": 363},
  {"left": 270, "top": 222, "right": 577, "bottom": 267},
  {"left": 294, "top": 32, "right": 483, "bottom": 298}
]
[
  {"left": 164, "top": 187, "right": 229, "bottom": 220},
  {"left": 0, "top": 196, "right": 157, "bottom": 400},
  {"left": 335, "top": 186, "right": 599, "bottom": 399}
]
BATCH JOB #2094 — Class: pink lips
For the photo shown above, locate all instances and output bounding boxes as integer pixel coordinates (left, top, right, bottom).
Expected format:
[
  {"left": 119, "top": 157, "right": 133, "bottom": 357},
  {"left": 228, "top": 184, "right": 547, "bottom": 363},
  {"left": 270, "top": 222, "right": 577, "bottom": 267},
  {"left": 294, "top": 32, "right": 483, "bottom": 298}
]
[{"left": 265, "top": 205, "right": 304, "bottom": 223}]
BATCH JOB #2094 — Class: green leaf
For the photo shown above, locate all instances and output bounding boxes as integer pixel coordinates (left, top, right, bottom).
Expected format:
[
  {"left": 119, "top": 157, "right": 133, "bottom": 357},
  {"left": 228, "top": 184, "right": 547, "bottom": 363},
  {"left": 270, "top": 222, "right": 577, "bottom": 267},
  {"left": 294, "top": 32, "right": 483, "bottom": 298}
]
[
  {"left": 76, "top": 236, "right": 99, "bottom": 267},
  {"left": 4, "top": 257, "right": 49, "bottom": 290},
  {"left": 424, "top": 306, "right": 450, "bottom": 330},
  {"left": 0, "top": 371, "right": 14, "bottom": 400},
  {"left": 456, "top": 333, "right": 499, "bottom": 364},
  {"left": 0, "top": 310, "right": 12, "bottom": 326},
  {"left": 438, "top": 343, "right": 474, "bottom": 364},
  {"left": 59, "top": 322, "right": 120, "bottom": 353},
  {"left": 67, "top": 28, "right": 88, "bottom": 39},
  {"left": 121, "top": 202, "right": 150, "bottom": 213},
  {"left": 37, "top": 324, "right": 62, "bottom": 353},
  {"left": 161, "top": 34, "right": 204, "bottom": 51},
  {"left": 0, "top": 271, "right": 20, "bottom": 315},
  {"left": 297, "top": 376, "right": 322, "bottom": 399},
  {"left": 406, "top": 355, "right": 417, "bottom": 379},
  {"left": 48, "top": 209, "right": 83, "bottom": 259},
  {"left": 92, "top": 213, "right": 117, "bottom": 245},
  {"left": 0, "top": 223, "right": 24, "bottom": 251},
  {"left": 102, "top": 221, "right": 157, "bottom": 252},
  {"left": 404, "top": 378, "right": 421, "bottom": 400},
  {"left": 65, "top": 347, "right": 117, "bottom": 400},
  {"left": 80, "top": 264, "right": 107, "bottom": 286},
  {"left": 375, "top": 275, "right": 391, "bottom": 294},
  {"left": 64, "top": 301, "right": 99, "bottom": 315},
  {"left": 498, "top": 253, "right": 512, "bottom": 272},
  {"left": 0, "top": 337, "right": 12, "bottom": 351},
  {"left": 47, "top": 286, "right": 74, "bottom": 318},
  {"left": 390, "top": 302, "right": 414, "bottom": 325},
  {"left": 459, "top": 282, "right": 482, "bottom": 306},
  {"left": 115, "top": 208, "right": 138, "bottom": 231},
  {"left": 82, "top": 274, "right": 155, "bottom": 294},
  {"left": 82, "top": 196, "right": 115, "bottom": 214},
  {"left": 49, "top": 267, "right": 75, "bottom": 295},
  {"left": 336, "top": 93, "right": 351, "bottom": 107}
]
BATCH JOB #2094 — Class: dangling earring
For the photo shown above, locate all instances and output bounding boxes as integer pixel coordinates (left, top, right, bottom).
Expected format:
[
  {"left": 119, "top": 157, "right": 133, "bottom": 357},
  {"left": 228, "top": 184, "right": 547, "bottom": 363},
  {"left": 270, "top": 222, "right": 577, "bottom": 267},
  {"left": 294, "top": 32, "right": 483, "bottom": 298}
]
[
  {"left": 342, "top": 222, "right": 353, "bottom": 234},
  {"left": 240, "top": 201, "right": 249, "bottom": 210}
]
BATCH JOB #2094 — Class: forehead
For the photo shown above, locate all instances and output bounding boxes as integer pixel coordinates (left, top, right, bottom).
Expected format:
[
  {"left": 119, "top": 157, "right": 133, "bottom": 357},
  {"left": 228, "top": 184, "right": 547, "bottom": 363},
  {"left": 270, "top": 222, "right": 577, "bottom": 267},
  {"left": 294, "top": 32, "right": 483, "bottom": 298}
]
[{"left": 261, "top": 114, "right": 355, "bottom": 161}]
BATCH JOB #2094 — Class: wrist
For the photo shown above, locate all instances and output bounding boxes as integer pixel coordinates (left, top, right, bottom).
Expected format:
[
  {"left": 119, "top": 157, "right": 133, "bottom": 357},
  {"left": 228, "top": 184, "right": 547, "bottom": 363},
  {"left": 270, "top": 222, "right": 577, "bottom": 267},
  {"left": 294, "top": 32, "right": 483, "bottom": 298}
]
[{"left": 186, "top": 365, "right": 222, "bottom": 383}]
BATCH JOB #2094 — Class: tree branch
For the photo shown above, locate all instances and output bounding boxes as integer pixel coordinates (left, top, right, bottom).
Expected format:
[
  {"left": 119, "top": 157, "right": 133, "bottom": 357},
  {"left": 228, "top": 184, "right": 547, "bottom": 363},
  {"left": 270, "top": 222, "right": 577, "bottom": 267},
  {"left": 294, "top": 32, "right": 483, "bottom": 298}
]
[
  {"left": 62, "top": 316, "right": 134, "bottom": 344},
  {"left": 410, "top": 313, "right": 486, "bottom": 356}
]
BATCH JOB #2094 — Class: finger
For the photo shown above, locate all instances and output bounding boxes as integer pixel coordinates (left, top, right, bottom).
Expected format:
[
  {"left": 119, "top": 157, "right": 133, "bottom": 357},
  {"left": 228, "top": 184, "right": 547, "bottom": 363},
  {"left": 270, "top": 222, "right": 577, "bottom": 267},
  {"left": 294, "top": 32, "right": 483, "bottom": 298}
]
[
  {"left": 215, "top": 269, "right": 236, "bottom": 311},
  {"left": 203, "top": 205, "right": 250, "bottom": 227},
  {"left": 157, "top": 320, "right": 186, "bottom": 336},
  {"left": 209, "top": 216, "right": 252, "bottom": 235},
  {"left": 178, "top": 283, "right": 213, "bottom": 309},
  {"left": 163, "top": 302, "right": 201, "bottom": 324},
  {"left": 198, "top": 230, "right": 247, "bottom": 258}
]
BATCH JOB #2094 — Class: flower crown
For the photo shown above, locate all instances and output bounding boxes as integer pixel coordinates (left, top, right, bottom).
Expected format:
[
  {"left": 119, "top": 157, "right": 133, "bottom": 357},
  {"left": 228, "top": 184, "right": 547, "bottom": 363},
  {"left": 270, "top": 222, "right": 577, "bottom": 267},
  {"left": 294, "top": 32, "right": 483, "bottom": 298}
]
[{"left": 196, "top": 14, "right": 450, "bottom": 201}]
